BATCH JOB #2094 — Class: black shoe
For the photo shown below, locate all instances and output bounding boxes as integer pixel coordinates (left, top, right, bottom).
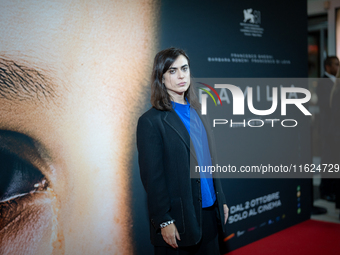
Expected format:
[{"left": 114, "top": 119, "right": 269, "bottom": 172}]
[{"left": 311, "top": 205, "right": 327, "bottom": 215}]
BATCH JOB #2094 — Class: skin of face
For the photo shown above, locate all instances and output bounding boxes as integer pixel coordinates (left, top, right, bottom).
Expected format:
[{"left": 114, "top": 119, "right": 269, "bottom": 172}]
[
  {"left": 162, "top": 55, "right": 190, "bottom": 104},
  {"left": 0, "top": 1, "right": 157, "bottom": 254},
  {"left": 326, "top": 58, "right": 340, "bottom": 76}
]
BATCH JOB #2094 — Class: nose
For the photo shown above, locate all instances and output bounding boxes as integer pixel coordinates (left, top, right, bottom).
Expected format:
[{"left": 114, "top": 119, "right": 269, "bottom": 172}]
[{"left": 178, "top": 70, "right": 185, "bottom": 79}]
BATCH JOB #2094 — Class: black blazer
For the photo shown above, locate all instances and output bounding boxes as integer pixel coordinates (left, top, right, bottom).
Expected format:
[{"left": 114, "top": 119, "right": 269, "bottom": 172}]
[
  {"left": 137, "top": 107, "right": 226, "bottom": 247},
  {"left": 317, "top": 75, "right": 334, "bottom": 137}
]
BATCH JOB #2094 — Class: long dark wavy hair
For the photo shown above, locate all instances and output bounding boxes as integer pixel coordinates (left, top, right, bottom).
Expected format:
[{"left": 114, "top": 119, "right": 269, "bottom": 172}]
[{"left": 150, "top": 47, "right": 200, "bottom": 111}]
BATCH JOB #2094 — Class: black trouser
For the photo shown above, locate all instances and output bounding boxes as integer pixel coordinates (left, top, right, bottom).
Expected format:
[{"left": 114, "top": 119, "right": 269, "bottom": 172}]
[{"left": 319, "top": 136, "right": 338, "bottom": 196}]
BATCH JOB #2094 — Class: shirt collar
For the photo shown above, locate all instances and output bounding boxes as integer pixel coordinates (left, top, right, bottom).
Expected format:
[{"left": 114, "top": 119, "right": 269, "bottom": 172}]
[
  {"left": 325, "top": 72, "right": 336, "bottom": 83},
  {"left": 171, "top": 98, "right": 190, "bottom": 107}
]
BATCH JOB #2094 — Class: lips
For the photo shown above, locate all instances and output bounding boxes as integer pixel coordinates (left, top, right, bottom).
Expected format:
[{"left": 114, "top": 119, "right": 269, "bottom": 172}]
[{"left": 178, "top": 82, "right": 186, "bottom": 86}]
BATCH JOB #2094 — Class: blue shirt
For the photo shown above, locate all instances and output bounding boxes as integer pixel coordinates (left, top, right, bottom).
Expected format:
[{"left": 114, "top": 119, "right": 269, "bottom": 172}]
[{"left": 172, "top": 101, "right": 216, "bottom": 208}]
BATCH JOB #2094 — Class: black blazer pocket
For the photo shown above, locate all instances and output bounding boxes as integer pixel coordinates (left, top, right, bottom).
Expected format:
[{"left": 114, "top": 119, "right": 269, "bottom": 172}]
[{"left": 170, "top": 197, "right": 185, "bottom": 234}]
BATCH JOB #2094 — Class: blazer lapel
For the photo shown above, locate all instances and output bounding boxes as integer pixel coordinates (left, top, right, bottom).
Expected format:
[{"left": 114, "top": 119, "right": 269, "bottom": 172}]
[{"left": 163, "top": 110, "right": 198, "bottom": 162}]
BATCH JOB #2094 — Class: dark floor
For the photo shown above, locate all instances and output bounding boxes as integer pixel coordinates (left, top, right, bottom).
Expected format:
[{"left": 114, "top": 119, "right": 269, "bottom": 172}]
[{"left": 312, "top": 173, "right": 340, "bottom": 224}]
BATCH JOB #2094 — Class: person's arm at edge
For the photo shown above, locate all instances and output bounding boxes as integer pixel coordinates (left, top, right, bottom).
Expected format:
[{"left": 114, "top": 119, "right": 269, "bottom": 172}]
[{"left": 137, "top": 115, "right": 180, "bottom": 248}]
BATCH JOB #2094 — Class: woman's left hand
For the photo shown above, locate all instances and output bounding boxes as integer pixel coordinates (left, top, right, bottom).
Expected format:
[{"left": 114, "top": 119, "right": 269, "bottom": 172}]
[{"left": 223, "top": 204, "right": 229, "bottom": 224}]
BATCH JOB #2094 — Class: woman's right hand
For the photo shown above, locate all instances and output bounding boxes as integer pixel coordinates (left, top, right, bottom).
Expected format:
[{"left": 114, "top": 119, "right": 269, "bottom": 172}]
[{"left": 160, "top": 223, "right": 181, "bottom": 249}]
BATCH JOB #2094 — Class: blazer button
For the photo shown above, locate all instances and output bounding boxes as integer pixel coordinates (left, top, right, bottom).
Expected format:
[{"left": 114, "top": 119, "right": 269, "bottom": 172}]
[
  {"left": 198, "top": 198, "right": 202, "bottom": 202},
  {"left": 196, "top": 179, "right": 200, "bottom": 184}
]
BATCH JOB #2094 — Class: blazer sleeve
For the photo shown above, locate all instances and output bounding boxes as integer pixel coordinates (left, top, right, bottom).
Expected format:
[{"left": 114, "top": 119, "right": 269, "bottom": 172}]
[{"left": 136, "top": 115, "right": 173, "bottom": 231}]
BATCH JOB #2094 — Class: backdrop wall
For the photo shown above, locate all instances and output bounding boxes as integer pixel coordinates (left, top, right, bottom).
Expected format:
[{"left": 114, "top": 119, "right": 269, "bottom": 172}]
[
  {"left": 0, "top": 1, "right": 310, "bottom": 254},
  {"left": 132, "top": 0, "right": 310, "bottom": 254}
]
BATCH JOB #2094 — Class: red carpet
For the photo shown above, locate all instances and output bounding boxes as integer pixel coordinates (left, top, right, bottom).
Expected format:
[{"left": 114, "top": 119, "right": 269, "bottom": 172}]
[{"left": 227, "top": 220, "right": 340, "bottom": 255}]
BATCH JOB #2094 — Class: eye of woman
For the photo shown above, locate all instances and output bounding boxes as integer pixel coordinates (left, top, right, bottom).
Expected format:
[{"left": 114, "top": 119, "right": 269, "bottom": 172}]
[
  {"left": 0, "top": 131, "right": 49, "bottom": 203},
  {"left": 169, "top": 69, "right": 176, "bottom": 74},
  {"left": 0, "top": 152, "right": 47, "bottom": 202},
  {"left": 182, "top": 66, "right": 188, "bottom": 72}
]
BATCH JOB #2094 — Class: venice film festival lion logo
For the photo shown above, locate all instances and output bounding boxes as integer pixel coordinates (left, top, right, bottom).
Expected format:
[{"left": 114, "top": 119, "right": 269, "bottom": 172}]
[{"left": 243, "top": 8, "right": 261, "bottom": 24}]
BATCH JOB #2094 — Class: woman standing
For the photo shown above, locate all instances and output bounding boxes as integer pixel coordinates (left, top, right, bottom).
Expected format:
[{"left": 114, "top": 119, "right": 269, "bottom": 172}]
[{"left": 137, "top": 48, "right": 228, "bottom": 254}]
